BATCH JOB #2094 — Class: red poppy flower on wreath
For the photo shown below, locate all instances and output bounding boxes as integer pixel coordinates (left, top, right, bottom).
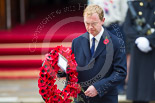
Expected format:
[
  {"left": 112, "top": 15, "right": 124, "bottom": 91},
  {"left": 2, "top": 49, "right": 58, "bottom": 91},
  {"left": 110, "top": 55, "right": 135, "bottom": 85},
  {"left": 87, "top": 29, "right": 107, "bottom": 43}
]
[
  {"left": 38, "top": 45, "right": 81, "bottom": 103},
  {"left": 103, "top": 36, "right": 109, "bottom": 45}
]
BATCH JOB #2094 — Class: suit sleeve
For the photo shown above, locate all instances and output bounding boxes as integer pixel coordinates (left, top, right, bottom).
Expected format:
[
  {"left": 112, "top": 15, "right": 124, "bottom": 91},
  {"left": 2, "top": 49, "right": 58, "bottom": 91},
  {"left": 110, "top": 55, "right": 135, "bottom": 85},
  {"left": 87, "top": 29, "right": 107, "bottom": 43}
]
[{"left": 93, "top": 39, "right": 127, "bottom": 97}]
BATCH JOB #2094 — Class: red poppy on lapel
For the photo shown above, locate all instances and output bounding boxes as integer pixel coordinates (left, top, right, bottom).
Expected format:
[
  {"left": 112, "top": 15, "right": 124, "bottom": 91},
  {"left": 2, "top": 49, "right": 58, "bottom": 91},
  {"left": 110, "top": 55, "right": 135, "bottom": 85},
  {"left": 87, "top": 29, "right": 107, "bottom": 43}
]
[{"left": 104, "top": 36, "right": 109, "bottom": 45}]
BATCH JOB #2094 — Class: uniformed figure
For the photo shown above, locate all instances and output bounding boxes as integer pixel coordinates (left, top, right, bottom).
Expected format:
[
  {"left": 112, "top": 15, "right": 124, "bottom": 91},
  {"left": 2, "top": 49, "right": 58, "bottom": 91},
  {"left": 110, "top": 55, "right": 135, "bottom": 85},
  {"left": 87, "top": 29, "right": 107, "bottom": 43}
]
[{"left": 123, "top": 0, "right": 155, "bottom": 103}]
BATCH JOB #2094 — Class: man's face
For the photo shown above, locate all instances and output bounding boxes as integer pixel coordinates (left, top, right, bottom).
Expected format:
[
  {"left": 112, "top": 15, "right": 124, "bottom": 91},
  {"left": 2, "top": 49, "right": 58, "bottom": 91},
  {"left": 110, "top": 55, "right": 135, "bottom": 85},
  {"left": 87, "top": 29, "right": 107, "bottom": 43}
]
[{"left": 84, "top": 13, "right": 105, "bottom": 36}]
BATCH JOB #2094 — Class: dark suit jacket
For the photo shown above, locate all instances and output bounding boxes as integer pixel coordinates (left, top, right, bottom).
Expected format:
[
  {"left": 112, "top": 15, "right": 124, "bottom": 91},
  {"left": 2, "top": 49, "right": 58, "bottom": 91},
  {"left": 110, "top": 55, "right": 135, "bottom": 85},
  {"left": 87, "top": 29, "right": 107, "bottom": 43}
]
[{"left": 72, "top": 29, "right": 127, "bottom": 103}]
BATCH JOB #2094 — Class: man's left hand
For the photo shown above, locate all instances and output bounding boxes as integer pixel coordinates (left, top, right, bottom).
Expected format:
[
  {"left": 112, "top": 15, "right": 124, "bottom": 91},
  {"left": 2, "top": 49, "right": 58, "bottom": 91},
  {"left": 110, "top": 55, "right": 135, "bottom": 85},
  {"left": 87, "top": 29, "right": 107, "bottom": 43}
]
[{"left": 84, "top": 85, "right": 98, "bottom": 97}]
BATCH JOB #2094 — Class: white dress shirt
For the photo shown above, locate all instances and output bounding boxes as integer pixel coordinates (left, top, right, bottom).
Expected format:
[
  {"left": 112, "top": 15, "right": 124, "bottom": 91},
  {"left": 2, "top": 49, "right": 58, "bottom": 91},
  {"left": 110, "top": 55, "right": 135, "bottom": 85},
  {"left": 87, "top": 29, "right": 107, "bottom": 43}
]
[{"left": 89, "top": 27, "right": 104, "bottom": 52}]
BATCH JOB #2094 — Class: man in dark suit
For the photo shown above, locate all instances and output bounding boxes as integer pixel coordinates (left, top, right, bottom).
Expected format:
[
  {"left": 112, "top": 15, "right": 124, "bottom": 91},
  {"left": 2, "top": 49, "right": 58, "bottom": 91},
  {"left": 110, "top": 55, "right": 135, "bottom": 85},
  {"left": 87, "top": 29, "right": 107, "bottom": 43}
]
[{"left": 72, "top": 5, "right": 127, "bottom": 103}]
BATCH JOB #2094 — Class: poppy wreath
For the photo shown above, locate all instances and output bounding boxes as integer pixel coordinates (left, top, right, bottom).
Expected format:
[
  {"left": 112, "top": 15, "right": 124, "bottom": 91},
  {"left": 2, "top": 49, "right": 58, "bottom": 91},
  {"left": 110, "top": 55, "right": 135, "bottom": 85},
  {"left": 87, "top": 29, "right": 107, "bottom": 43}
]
[{"left": 38, "top": 46, "right": 81, "bottom": 103}]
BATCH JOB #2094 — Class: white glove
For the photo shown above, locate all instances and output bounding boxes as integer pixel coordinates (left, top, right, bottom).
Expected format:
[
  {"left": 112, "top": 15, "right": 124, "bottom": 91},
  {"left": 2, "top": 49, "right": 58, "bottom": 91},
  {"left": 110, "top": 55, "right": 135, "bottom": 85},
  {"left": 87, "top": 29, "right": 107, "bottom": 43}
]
[{"left": 135, "top": 37, "right": 152, "bottom": 53}]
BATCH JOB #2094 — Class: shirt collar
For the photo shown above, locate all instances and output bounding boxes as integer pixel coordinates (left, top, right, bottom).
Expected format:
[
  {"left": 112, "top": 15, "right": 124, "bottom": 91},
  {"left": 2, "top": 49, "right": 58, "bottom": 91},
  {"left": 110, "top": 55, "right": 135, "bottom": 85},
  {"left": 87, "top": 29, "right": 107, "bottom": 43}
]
[{"left": 89, "top": 27, "right": 104, "bottom": 42}]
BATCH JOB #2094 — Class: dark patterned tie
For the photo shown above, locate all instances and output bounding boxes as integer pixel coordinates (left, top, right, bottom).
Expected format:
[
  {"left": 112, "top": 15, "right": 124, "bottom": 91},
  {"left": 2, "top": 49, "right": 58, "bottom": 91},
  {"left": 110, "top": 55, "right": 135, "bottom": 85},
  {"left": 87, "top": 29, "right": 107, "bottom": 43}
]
[{"left": 90, "top": 37, "right": 95, "bottom": 57}]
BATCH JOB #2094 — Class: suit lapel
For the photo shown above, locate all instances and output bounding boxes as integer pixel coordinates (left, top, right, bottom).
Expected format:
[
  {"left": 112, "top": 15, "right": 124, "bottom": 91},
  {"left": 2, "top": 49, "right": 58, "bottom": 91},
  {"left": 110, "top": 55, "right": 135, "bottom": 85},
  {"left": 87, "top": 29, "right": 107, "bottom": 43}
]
[
  {"left": 81, "top": 32, "right": 91, "bottom": 60},
  {"left": 93, "top": 29, "right": 109, "bottom": 59}
]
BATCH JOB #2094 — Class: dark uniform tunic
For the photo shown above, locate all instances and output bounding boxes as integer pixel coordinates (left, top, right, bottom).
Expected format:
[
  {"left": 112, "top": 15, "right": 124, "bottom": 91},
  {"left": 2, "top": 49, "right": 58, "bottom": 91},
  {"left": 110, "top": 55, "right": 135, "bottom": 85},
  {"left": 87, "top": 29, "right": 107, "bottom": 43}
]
[{"left": 123, "top": 0, "right": 155, "bottom": 101}]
